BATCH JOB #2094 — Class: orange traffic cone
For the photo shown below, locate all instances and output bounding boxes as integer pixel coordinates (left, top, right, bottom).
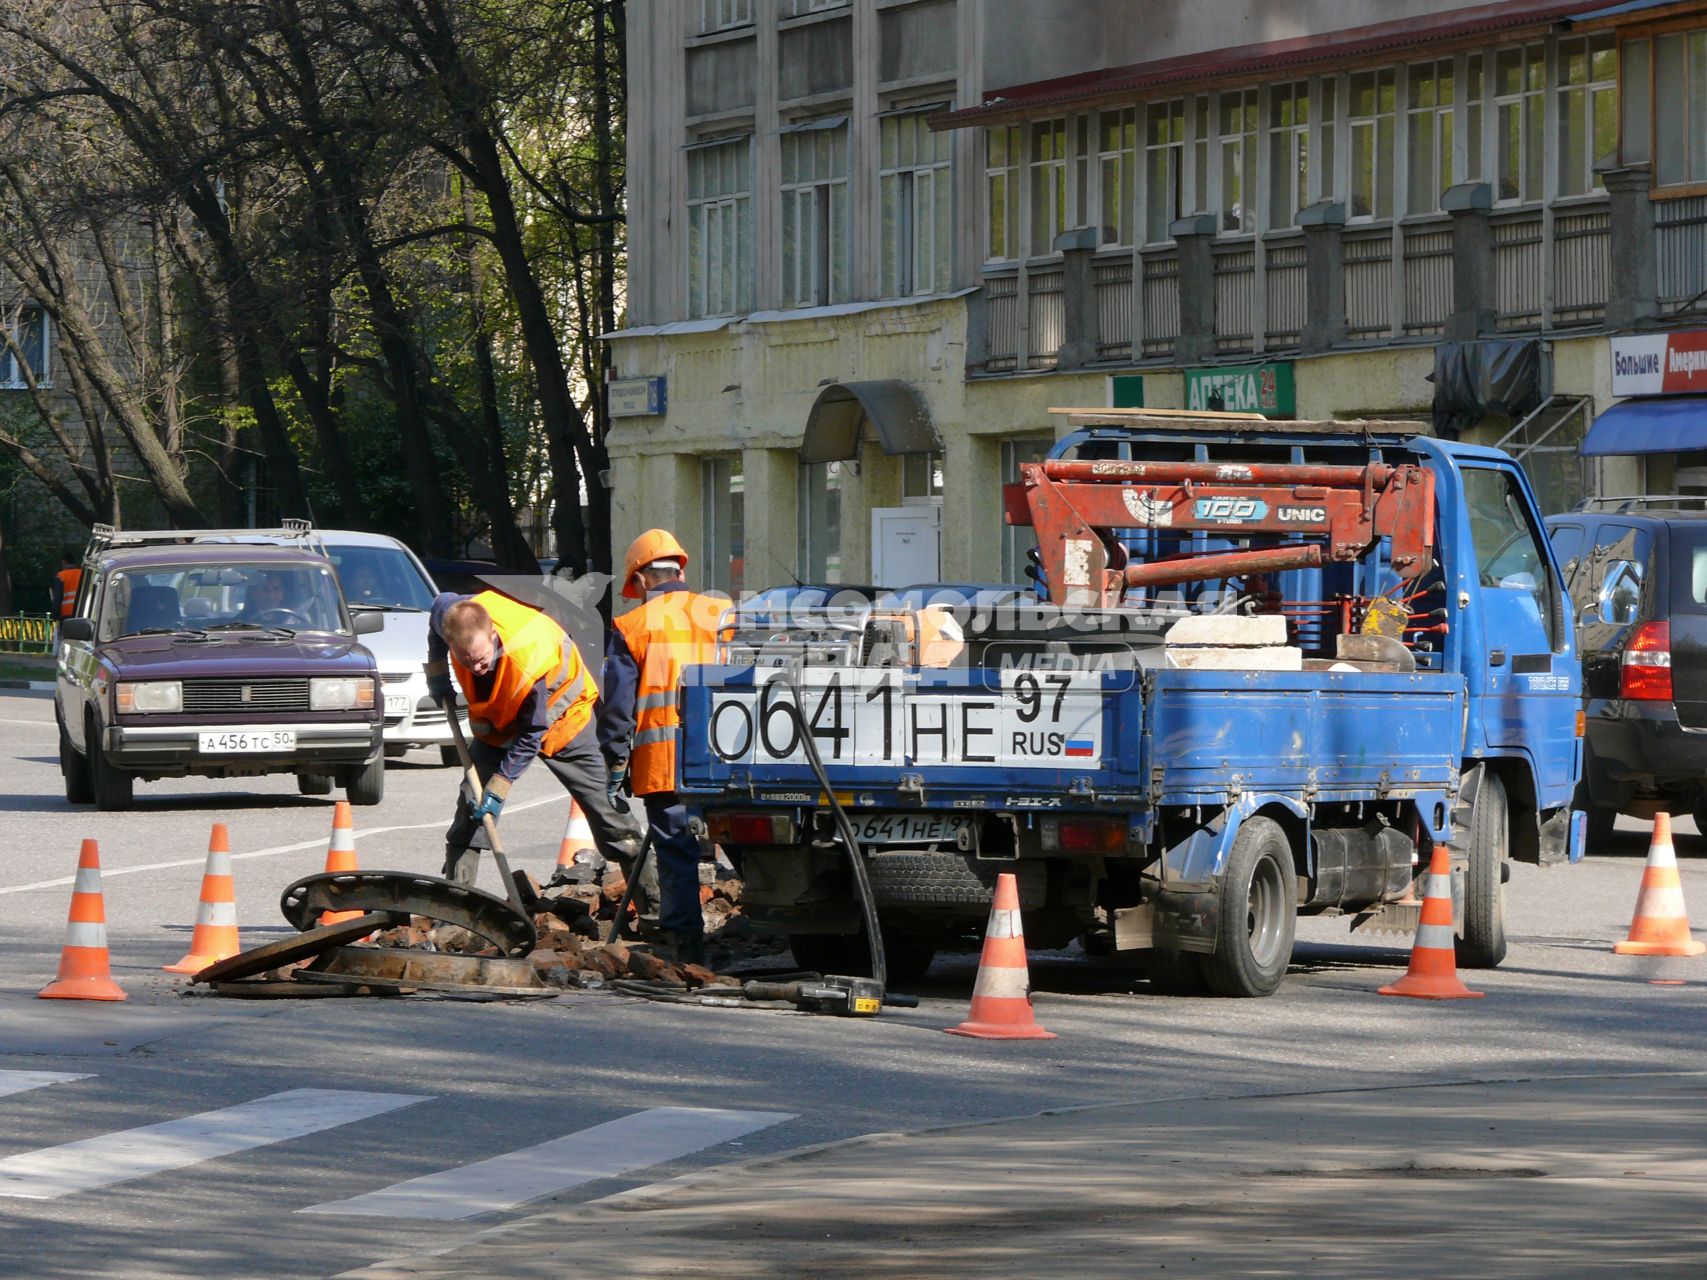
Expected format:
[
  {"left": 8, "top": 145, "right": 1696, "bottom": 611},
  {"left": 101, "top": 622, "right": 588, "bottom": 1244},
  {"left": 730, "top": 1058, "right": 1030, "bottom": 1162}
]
[
  {"left": 1614, "top": 813, "right": 1705, "bottom": 957},
  {"left": 1380, "top": 843, "right": 1484, "bottom": 1000},
  {"left": 164, "top": 824, "right": 241, "bottom": 974},
  {"left": 319, "top": 801, "right": 364, "bottom": 926},
  {"left": 946, "top": 872, "right": 1056, "bottom": 1040},
  {"left": 556, "top": 798, "right": 597, "bottom": 873},
  {"left": 39, "top": 839, "right": 127, "bottom": 1002}
]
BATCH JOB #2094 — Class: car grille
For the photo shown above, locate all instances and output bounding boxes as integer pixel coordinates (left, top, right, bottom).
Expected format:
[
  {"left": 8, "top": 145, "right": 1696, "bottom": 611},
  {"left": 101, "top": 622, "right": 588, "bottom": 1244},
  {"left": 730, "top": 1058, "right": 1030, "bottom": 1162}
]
[
  {"left": 181, "top": 678, "right": 312, "bottom": 714},
  {"left": 381, "top": 672, "right": 414, "bottom": 685}
]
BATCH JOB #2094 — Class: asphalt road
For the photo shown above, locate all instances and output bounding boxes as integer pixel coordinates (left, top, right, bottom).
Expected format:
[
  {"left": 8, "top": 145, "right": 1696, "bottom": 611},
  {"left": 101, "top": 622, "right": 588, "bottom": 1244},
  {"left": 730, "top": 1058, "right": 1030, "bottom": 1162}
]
[{"left": 1, "top": 687, "right": 1704, "bottom": 1279}]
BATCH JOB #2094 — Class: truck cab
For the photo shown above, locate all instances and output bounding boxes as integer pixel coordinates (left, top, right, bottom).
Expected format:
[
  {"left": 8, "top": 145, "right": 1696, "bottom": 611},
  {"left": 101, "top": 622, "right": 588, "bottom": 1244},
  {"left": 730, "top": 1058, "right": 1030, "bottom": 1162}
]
[{"left": 679, "top": 412, "right": 1582, "bottom": 993}]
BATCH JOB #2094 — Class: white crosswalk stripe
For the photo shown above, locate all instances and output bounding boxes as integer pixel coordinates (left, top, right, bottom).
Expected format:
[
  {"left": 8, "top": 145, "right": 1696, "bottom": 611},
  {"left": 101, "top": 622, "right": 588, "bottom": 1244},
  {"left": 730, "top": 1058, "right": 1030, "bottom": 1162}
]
[
  {"left": 302, "top": 1106, "right": 795, "bottom": 1220},
  {"left": 0, "top": 1070, "right": 90, "bottom": 1100},
  {"left": 0, "top": 1087, "right": 429, "bottom": 1201}
]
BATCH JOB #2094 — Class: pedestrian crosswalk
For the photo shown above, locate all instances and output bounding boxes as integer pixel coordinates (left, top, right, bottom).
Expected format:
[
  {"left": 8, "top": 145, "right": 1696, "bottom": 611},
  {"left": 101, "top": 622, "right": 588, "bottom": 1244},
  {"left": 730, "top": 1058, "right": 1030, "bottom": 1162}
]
[{"left": 0, "top": 1078, "right": 794, "bottom": 1219}]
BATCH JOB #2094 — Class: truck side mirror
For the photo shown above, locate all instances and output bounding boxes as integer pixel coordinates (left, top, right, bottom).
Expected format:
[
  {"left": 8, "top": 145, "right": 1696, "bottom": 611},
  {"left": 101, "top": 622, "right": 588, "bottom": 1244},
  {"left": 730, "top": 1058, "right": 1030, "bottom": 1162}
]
[
  {"left": 351, "top": 610, "right": 385, "bottom": 636},
  {"left": 58, "top": 618, "right": 94, "bottom": 642}
]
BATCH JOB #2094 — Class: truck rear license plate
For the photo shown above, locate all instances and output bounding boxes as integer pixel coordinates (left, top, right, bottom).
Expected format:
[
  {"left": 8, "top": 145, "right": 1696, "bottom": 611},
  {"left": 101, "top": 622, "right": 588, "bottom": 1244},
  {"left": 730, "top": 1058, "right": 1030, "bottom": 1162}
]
[
  {"left": 849, "top": 813, "right": 970, "bottom": 847},
  {"left": 384, "top": 694, "right": 411, "bottom": 716},
  {"left": 198, "top": 730, "right": 296, "bottom": 753}
]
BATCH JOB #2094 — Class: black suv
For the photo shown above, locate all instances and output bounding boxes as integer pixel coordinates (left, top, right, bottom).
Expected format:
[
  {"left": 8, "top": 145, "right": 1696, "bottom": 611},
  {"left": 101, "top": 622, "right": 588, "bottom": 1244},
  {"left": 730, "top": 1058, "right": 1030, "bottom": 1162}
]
[{"left": 1546, "top": 498, "right": 1707, "bottom": 843}]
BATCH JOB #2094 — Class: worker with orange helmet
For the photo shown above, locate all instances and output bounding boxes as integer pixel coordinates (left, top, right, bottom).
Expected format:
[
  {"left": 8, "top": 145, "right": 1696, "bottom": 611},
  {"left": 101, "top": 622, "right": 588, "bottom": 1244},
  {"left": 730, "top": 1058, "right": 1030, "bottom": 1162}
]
[
  {"left": 597, "top": 529, "right": 725, "bottom": 965},
  {"left": 426, "top": 589, "right": 643, "bottom": 888}
]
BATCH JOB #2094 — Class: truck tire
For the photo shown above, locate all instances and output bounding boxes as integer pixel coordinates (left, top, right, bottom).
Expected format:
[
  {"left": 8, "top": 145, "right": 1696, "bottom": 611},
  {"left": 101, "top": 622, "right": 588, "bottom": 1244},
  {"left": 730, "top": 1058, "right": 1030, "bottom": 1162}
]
[
  {"left": 1202, "top": 816, "right": 1296, "bottom": 997},
  {"left": 1147, "top": 949, "right": 1207, "bottom": 996},
  {"left": 297, "top": 773, "right": 334, "bottom": 797},
  {"left": 60, "top": 717, "right": 93, "bottom": 805},
  {"left": 342, "top": 756, "right": 385, "bottom": 807},
  {"left": 1461, "top": 772, "right": 1509, "bottom": 969},
  {"left": 86, "top": 714, "right": 133, "bottom": 811}
]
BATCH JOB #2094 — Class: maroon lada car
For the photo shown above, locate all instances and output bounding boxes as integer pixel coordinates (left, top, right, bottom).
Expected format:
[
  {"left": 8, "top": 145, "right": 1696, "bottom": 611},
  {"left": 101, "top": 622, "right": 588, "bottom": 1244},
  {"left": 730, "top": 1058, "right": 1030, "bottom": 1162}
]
[{"left": 56, "top": 540, "right": 386, "bottom": 810}]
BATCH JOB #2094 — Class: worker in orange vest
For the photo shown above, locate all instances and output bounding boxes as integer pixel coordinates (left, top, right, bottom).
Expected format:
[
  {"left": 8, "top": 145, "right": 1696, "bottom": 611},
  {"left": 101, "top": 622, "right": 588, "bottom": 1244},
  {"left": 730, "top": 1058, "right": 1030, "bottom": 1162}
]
[
  {"left": 426, "top": 590, "right": 643, "bottom": 888},
  {"left": 50, "top": 550, "right": 82, "bottom": 620},
  {"left": 597, "top": 530, "right": 725, "bottom": 965}
]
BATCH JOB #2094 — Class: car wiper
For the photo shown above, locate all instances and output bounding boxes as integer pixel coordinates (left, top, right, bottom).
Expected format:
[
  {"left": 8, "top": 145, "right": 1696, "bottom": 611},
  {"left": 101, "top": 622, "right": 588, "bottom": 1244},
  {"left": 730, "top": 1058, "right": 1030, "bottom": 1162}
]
[
  {"left": 203, "top": 621, "right": 298, "bottom": 639},
  {"left": 130, "top": 627, "right": 208, "bottom": 639},
  {"left": 349, "top": 602, "right": 423, "bottom": 612}
]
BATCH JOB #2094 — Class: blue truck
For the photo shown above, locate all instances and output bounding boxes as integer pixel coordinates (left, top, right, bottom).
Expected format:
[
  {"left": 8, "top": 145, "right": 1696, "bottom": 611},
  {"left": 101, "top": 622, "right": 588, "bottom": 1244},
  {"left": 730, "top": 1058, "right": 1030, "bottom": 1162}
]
[{"left": 677, "top": 411, "right": 1585, "bottom": 995}]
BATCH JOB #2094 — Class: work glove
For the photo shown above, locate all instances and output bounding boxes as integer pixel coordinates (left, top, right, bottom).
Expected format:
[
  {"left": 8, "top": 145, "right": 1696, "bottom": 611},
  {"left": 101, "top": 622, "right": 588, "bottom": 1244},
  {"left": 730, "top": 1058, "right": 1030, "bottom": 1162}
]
[
  {"left": 471, "top": 790, "right": 504, "bottom": 824},
  {"left": 605, "top": 758, "right": 629, "bottom": 801},
  {"left": 426, "top": 672, "right": 454, "bottom": 703}
]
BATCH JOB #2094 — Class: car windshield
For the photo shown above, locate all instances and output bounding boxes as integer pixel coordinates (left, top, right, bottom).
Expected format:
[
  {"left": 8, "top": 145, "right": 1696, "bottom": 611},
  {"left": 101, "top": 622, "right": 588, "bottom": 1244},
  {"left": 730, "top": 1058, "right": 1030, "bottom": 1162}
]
[
  {"left": 98, "top": 563, "right": 349, "bottom": 641},
  {"left": 326, "top": 543, "right": 436, "bottom": 611}
]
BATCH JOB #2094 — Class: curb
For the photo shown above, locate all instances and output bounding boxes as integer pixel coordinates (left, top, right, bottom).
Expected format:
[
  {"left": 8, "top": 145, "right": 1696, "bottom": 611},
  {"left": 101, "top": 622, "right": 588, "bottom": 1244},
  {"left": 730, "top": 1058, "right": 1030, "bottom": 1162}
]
[{"left": 0, "top": 679, "right": 55, "bottom": 694}]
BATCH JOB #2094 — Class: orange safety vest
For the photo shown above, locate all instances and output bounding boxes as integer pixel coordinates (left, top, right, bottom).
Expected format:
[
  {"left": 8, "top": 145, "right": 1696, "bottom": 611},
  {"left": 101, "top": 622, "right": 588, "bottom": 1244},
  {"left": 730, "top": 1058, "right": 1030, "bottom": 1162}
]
[
  {"left": 55, "top": 567, "right": 82, "bottom": 618},
  {"left": 614, "top": 589, "right": 722, "bottom": 795},
  {"left": 451, "top": 591, "right": 596, "bottom": 758}
]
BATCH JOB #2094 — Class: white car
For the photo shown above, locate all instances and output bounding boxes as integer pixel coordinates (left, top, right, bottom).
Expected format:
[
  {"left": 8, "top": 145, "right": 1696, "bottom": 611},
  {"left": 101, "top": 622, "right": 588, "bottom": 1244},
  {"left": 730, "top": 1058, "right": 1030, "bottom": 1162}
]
[{"left": 317, "top": 531, "right": 465, "bottom": 766}]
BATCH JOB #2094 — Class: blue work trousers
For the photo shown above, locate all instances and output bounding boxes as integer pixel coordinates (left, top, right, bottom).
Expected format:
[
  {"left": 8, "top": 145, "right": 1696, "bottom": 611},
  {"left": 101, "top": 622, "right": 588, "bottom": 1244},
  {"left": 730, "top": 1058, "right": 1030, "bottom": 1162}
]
[{"left": 643, "top": 792, "right": 703, "bottom": 938}]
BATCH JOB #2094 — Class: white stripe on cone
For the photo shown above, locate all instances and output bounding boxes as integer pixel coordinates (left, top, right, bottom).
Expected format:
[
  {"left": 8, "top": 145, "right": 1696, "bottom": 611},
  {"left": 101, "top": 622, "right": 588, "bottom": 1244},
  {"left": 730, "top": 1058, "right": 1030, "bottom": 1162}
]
[
  {"left": 987, "top": 909, "right": 1021, "bottom": 940},
  {"left": 970, "top": 965, "right": 1031, "bottom": 1000},
  {"left": 1639, "top": 885, "right": 1689, "bottom": 918},
  {"left": 63, "top": 923, "right": 108, "bottom": 949},
  {"left": 195, "top": 902, "right": 238, "bottom": 927},
  {"left": 72, "top": 868, "right": 102, "bottom": 895},
  {"left": 1414, "top": 922, "right": 1456, "bottom": 950}
]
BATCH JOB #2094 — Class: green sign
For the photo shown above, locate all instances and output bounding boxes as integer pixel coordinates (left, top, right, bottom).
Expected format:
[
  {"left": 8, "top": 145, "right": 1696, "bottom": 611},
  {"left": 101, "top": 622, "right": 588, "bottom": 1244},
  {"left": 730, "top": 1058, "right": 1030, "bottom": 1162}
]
[
  {"left": 1108, "top": 374, "right": 1145, "bottom": 408},
  {"left": 1184, "top": 362, "right": 1295, "bottom": 418}
]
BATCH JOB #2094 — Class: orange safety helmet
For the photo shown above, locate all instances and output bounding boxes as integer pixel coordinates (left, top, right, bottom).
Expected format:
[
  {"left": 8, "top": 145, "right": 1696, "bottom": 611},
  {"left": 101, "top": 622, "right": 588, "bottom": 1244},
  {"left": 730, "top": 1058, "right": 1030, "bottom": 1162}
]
[{"left": 622, "top": 528, "right": 690, "bottom": 599}]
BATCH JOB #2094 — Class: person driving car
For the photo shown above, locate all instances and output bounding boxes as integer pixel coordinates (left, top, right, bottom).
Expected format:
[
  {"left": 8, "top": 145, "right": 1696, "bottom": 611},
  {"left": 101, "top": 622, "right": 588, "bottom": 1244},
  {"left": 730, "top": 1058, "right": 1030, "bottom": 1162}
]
[{"left": 241, "top": 570, "right": 291, "bottom": 621}]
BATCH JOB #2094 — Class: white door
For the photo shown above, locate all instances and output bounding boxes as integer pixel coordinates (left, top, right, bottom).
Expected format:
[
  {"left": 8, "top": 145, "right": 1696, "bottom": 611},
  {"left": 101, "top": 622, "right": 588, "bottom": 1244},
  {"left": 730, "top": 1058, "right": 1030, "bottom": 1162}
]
[{"left": 871, "top": 505, "right": 941, "bottom": 587}]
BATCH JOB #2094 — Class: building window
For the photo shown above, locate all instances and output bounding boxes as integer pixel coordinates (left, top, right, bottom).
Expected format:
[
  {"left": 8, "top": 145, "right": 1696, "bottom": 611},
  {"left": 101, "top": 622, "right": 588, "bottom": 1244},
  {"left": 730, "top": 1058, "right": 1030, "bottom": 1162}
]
[
  {"left": 1494, "top": 44, "right": 1545, "bottom": 203},
  {"left": 1406, "top": 60, "right": 1455, "bottom": 214},
  {"left": 1267, "top": 82, "right": 1309, "bottom": 230},
  {"left": 784, "top": 0, "right": 847, "bottom": 13},
  {"left": 701, "top": 456, "right": 744, "bottom": 598},
  {"left": 700, "top": 0, "right": 751, "bottom": 33},
  {"left": 1318, "top": 77, "right": 1338, "bottom": 203},
  {"left": 881, "top": 111, "right": 952, "bottom": 297},
  {"left": 0, "top": 305, "right": 50, "bottom": 389},
  {"left": 902, "top": 451, "right": 943, "bottom": 502},
  {"left": 1000, "top": 438, "right": 1051, "bottom": 585},
  {"left": 1557, "top": 36, "right": 1617, "bottom": 196},
  {"left": 687, "top": 137, "right": 753, "bottom": 319},
  {"left": 1029, "top": 118, "right": 1068, "bottom": 256},
  {"left": 984, "top": 124, "right": 1021, "bottom": 262},
  {"left": 1097, "top": 108, "right": 1137, "bottom": 247},
  {"left": 797, "top": 460, "right": 844, "bottom": 584},
  {"left": 1653, "top": 29, "right": 1707, "bottom": 187},
  {"left": 1192, "top": 96, "right": 1211, "bottom": 215},
  {"left": 1144, "top": 99, "right": 1185, "bottom": 244},
  {"left": 1348, "top": 68, "right": 1396, "bottom": 220},
  {"left": 1217, "top": 89, "right": 1258, "bottom": 233},
  {"left": 1466, "top": 54, "right": 1485, "bottom": 183},
  {"left": 780, "top": 120, "right": 850, "bottom": 308}
]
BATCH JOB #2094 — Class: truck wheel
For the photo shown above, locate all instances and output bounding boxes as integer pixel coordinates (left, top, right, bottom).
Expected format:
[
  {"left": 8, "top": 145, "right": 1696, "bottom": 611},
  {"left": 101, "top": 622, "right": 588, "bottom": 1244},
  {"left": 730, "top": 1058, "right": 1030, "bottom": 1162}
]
[
  {"left": 1147, "top": 949, "right": 1207, "bottom": 996},
  {"left": 342, "top": 756, "right": 385, "bottom": 807},
  {"left": 1202, "top": 816, "right": 1296, "bottom": 997},
  {"left": 60, "top": 717, "right": 93, "bottom": 805},
  {"left": 297, "top": 773, "right": 334, "bottom": 796},
  {"left": 1461, "top": 772, "right": 1509, "bottom": 969},
  {"left": 86, "top": 714, "right": 133, "bottom": 811}
]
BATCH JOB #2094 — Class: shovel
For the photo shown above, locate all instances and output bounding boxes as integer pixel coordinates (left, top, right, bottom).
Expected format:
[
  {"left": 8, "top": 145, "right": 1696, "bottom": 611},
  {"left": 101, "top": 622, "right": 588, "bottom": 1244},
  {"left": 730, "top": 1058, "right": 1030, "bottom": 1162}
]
[{"left": 439, "top": 697, "right": 533, "bottom": 926}]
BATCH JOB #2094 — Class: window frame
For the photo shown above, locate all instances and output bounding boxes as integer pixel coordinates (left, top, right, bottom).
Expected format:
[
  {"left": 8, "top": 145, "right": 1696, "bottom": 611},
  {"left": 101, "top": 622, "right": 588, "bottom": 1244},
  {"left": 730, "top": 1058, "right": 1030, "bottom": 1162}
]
[
  {"left": 700, "top": 455, "right": 745, "bottom": 599},
  {"left": 1492, "top": 42, "right": 1546, "bottom": 205},
  {"left": 0, "top": 304, "right": 52, "bottom": 390},
  {"left": 1216, "top": 88, "right": 1259, "bottom": 234},
  {"left": 1267, "top": 80, "right": 1310, "bottom": 231},
  {"left": 1346, "top": 66, "right": 1397, "bottom": 222},
  {"left": 1649, "top": 24, "right": 1707, "bottom": 190},
  {"left": 1096, "top": 107, "right": 1138, "bottom": 248},
  {"left": 1143, "top": 98, "right": 1186, "bottom": 246},
  {"left": 983, "top": 124, "right": 1022, "bottom": 263},
  {"left": 1405, "top": 58, "right": 1457, "bottom": 215},
  {"left": 779, "top": 119, "right": 851, "bottom": 309},
  {"left": 797, "top": 459, "right": 846, "bottom": 585},
  {"left": 1555, "top": 34, "right": 1617, "bottom": 196},
  {"left": 1028, "top": 117, "right": 1070, "bottom": 258},
  {"left": 880, "top": 108, "right": 953, "bottom": 298},
  {"left": 686, "top": 135, "right": 754, "bottom": 320},
  {"left": 699, "top": 0, "right": 752, "bottom": 34}
]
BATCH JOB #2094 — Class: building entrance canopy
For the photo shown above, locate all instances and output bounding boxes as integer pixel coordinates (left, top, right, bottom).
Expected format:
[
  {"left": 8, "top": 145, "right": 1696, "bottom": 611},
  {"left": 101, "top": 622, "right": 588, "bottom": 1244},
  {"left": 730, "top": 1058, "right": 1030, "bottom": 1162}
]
[
  {"left": 1581, "top": 397, "right": 1707, "bottom": 456},
  {"left": 801, "top": 380, "right": 940, "bottom": 464}
]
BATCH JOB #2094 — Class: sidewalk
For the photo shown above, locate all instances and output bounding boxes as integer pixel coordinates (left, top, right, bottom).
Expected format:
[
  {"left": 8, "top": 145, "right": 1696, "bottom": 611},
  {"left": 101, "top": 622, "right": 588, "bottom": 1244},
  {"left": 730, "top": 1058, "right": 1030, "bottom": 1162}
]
[{"left": 345, "top": 1071, "right": 1707, "bottom": 1279}]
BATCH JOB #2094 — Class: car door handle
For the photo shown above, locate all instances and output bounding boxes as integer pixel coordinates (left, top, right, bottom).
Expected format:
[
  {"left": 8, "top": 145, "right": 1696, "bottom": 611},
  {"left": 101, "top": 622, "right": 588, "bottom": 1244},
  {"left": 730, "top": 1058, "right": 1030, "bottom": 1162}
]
[{"left": 1489, "top": 648, "right": 1507, "bottom": 667}]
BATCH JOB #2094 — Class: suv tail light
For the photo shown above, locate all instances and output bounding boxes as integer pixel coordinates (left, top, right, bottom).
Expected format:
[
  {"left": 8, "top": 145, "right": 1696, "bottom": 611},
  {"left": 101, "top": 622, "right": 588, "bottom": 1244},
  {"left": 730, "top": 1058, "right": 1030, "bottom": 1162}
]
[
  {"left": 1621, "top": 621, "right": 1673, "bottom": 702},
  {"left": 1041, "top": 817, "right": 1127, "bottom": 853},
  {"left": 706, "top": 811, "right": 797, "bottom": 846}
]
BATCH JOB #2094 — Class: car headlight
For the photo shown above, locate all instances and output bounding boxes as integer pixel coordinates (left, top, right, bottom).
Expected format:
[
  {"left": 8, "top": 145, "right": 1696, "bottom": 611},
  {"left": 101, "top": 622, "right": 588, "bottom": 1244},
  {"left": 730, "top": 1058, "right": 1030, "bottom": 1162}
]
[
  {"left": 116, "top": 681, "right": 182, "bottom": 714},
  {"left": 310, "top": 677, "right": 376, "bottom": 711}
]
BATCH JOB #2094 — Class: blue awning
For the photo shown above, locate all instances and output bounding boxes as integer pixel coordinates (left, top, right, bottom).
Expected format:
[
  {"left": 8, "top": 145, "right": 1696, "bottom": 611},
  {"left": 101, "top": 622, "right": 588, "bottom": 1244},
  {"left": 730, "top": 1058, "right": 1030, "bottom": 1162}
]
[{"left": 1580, "top": 397, "right": 1707, "bottom": 456}]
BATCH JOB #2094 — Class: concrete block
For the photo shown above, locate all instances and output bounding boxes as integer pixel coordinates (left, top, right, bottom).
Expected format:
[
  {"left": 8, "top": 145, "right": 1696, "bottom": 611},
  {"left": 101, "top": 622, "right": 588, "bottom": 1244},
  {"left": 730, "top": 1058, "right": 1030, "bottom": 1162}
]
[
  {"left": 1165, "top": 614, "right": 1289, "bottom": 647},
  {"left": 1164, "top": 646, "right": 1302, "bottom": 671}
]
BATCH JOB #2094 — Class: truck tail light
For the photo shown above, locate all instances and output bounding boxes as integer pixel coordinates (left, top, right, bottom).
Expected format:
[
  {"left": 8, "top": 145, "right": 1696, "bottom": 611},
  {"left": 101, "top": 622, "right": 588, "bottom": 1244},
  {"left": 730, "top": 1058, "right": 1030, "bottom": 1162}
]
[
  {"left": 1621, "top": 621, "right": 1673, "bottom": 702},
  {"left": 706, "top": 812, "right": 797, "bottom": 846},
  {"left": 1041, "top": 817, "right": 1126, "bottom": 853}
]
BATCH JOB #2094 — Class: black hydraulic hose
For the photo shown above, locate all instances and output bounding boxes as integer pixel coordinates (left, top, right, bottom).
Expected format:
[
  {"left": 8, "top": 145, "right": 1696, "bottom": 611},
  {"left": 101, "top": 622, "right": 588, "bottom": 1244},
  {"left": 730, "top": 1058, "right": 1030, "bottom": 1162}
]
[{"left": 777, "top": 667, "right": 888, "bottom": 990}]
